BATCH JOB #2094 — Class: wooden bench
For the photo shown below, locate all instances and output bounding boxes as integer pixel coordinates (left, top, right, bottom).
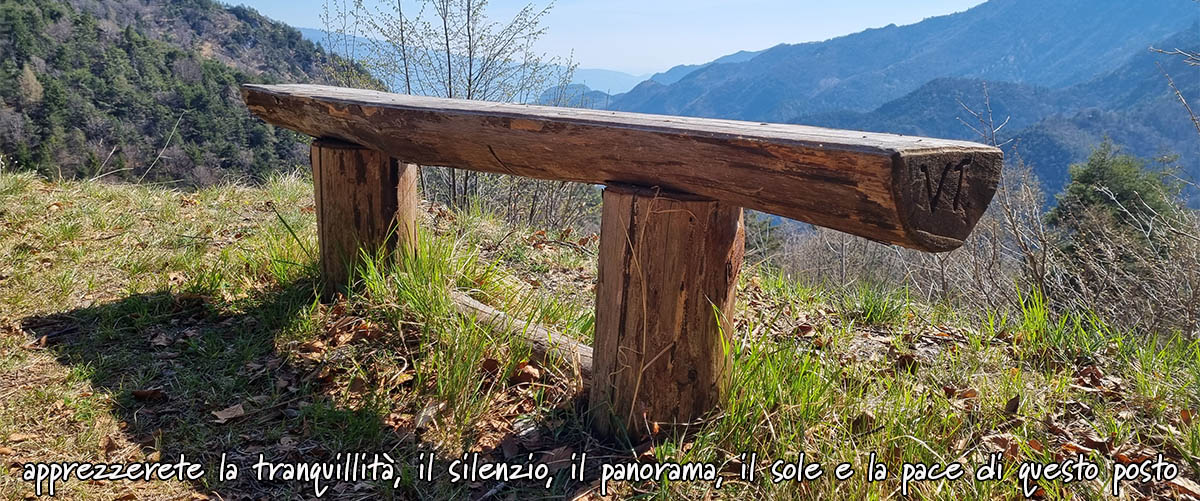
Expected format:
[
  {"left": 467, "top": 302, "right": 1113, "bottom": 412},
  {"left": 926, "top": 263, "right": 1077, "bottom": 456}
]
[{"left": 241, "top": 84, "right": 1002, "bottom": 439}]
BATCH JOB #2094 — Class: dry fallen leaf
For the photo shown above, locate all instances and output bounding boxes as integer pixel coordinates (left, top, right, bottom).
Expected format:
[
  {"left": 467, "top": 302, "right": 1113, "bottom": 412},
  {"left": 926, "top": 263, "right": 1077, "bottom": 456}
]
[
  {"left": 348, "top": 377, "right": 368, "bottom": 395},
  {"left": 22, "top": 335, "right": 49, "bottom": 349},
  {"left": 1114, "top": 451, "right": 1150, "bottom": 464},
  {"left": 1061, "top": 442, "right": 1097, "bottom": 456},
  {"left": 299, "top": 339, "right": 327, "bottom": 353},
  {"left": 415, "top": 401, "right": 444, "bottom": 430},
  {"left": 211, "top": 404, "right": 246, "bottom": 424},
  {"left": 99, "top": 436, "right": 118, "bottom": 460},
  {"left": 279, "top": 436, "right": 298, "bottom": 449},
  {"left": 509, "top": 361, "right": 541, "bottom": 386},
  {"left": 149, "top": 332, "right": 172, "bottom": 347},
  {"left": 7, "top": 433, "right": 35, "bottom": 443},
  {"left": 893, "top": 353, "right": 918, "bottom": 374},
  {"left": 541, "top": 446, "right": 574, "bottom": 473},
  {"left": 391, "top": 371, "right": 414, "bottom": 387},
  {"left": 1004, "top": 395, "right": 1021, "bottom": 415},
  {"left": 1169, "top": 477, "right": 1200, "bottom": 498},
  {"left": 851, "top": 411, "right": 877, "bottom": 434},
  {"left": 943, "top": 386, "right": 979, "bottom": 399},
  {"left": 350, "top": 321, "right": 379, "bottom": 342},
  {"left": 1182, "top": 408, "right": 1195, "bottom": 426},
  {"left": 132, "top": 389, "right": 166, "bottom": 402},
  {"left": 384, "top": 412, "right": 412, "bottom": 430},
  {"left": 480, "top": 358, "right": 501, "bottom": 376},
  {"left": 1042, "top": 417, "right": 1070, "bottom": 438},
  {"left": 1078, "top": 430, "right": 1113, "bottom": 453},
  {"left": 984, "top": 433, "right": 1021, "bottom": 460}
]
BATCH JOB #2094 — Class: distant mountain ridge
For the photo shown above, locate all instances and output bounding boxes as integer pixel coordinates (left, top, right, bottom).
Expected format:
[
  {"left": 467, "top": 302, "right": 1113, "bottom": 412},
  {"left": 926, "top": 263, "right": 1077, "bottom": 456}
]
[
  {"left": 648, "top": 48, "right": 765, "bottom": 86},
  {"left": 794, "top": 26, "right": 1200, "bottom": 196},
  {"left": 297, "top": 27, "right": 650, "bottom": 95},
  {"left": 608, "top": 0, "right": 1199, "bottom": 122}
]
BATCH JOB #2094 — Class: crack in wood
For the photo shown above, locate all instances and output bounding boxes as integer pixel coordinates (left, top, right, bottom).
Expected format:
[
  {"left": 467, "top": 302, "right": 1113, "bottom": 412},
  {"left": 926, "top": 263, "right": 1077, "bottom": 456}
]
[{"left": 486, "top": 145, "right": 519, "bottom": 176}]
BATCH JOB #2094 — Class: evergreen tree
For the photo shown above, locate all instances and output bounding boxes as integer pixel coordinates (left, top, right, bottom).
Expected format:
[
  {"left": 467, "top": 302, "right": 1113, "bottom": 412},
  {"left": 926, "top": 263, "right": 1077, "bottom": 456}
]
[
  {"left": 16, "top": 64, "right": 41, "bottom": 107},
  {"left": 1046, "top": 140, "right": 1182, "bottom": 235}
]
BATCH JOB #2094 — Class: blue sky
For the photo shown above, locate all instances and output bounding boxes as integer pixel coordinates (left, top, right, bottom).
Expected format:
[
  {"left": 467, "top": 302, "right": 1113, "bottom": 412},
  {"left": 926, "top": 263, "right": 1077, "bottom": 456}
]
[{"left": 236, "top": 0, "right": 986, "bottom": 74}]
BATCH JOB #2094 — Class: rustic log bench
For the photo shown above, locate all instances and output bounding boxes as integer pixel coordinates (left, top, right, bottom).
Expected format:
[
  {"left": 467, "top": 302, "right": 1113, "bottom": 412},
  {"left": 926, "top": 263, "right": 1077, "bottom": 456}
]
[{"left": 241, "top": 83, "right": 1002, "bottom": 439}]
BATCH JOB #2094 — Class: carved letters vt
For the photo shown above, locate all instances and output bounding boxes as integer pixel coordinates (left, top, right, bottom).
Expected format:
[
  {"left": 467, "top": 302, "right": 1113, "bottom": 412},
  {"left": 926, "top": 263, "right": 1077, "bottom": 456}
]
[{"left": 922, "top": 159, "right": 971, "bottom": 213}]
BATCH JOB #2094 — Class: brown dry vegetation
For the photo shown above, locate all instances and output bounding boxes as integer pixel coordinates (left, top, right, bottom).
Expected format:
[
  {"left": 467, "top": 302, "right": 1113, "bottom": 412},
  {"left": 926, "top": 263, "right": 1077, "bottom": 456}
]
[{"left": 1, "top": 170, "right": 1198, "bottom": 500}]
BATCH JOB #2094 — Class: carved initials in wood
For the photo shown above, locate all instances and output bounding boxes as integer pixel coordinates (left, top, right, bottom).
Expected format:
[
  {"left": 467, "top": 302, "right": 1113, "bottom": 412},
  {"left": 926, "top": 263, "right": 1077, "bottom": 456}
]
[{"left": 921, "top": 158, "right": 971, "bottom": 212}]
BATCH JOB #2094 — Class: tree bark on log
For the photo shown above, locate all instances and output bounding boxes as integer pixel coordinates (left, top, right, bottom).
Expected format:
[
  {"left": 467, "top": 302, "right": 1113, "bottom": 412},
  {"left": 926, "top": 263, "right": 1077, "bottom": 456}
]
[
  {"left": 311, "top": 139, "right": 418, "bottom": 288},
  {"left": 590, "top": 185, "right": 745, "bottom": 440}
]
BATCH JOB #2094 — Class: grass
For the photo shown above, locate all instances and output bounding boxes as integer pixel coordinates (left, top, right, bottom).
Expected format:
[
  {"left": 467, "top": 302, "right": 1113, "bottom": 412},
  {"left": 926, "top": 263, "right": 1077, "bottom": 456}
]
[
  {"left": 0, "top": 170, "right": 1198, "bottom": 499},
  {"left": 839, "top": 282, "right": 910, "bottom": 327}
]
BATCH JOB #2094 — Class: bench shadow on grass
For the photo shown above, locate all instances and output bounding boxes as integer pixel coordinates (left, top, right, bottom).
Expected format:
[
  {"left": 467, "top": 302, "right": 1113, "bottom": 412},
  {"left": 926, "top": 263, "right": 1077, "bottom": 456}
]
[{"left": 21, "top": 279, "right": 605, "bottom": 500}]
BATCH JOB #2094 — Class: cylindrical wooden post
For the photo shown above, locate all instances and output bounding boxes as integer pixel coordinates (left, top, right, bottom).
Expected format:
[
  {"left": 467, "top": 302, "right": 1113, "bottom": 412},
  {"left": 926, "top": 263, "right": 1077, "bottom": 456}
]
[
  {"left": 311, "top": 138, "right": 418, "bottom": 288},
  {"left": 590, "top": 185, "right": 745, "bottom": 440}
]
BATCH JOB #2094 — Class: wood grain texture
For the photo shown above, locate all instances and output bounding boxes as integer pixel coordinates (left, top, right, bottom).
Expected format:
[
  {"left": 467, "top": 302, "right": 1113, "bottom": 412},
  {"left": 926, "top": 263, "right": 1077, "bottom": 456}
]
[
  {"left": 590, "top": 185, "right": 744, "bottom": 439},
  {"left": 451, "top": 291, "right": 592, "bottom": 384},
  {"left": 244, "top": 84, "right": 1002, "bottom": 252},
  {"left": 394, "top": 159, "right": 420, "bottom": 259},
  {"left": 312, "top": 139, "right": 417, "bottom": 287}
]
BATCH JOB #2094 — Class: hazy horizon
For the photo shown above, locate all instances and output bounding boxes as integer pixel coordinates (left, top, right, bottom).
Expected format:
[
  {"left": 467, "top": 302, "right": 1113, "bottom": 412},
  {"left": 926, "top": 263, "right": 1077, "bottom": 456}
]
[{"left": 233, "top": 0, "right": 986, "bottom": 74}]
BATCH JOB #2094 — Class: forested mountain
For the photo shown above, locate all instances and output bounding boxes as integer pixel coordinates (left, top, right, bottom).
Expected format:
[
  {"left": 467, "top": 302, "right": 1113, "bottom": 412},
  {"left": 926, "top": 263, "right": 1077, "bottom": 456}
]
[
  {"left": 0, "top": 0, "right": 370, "bottom": 184},
  {"left": 608, "top": 0, "right": 1198, "bottom": 122},
  {"left": 796, "top": 79, "right": 1088, "bottom": 143},
  {"left": 4, "top": 0, "right": 1195, "bottom": 192}
]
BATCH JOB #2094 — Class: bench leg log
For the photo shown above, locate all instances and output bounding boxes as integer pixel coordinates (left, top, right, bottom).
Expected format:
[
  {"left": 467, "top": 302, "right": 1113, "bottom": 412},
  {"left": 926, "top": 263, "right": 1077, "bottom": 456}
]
[
  {"left": 590, "top": 185, "right": 745, "bottom": 440},
  {"left": 311, "top": 138, "right": 419, "bottom": 288}
]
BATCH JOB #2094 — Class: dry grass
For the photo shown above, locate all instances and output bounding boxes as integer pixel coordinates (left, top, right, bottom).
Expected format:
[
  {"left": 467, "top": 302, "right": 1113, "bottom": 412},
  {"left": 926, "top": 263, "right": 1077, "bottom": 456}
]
[{"left": 1, "top": 171, "right": 1198, "bottom": 500}]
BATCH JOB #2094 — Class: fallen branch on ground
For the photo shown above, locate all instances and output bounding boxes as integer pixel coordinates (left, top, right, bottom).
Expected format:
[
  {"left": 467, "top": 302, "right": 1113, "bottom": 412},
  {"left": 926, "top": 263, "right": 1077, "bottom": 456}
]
[{"left": 450, "top": 290, "right": 593, "bottom": 385}]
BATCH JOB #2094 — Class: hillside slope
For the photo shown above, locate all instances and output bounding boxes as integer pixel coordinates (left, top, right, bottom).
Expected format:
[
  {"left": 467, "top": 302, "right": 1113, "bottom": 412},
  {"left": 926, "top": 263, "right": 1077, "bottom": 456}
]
[
  {"left": 609, "top": 0, "right": 1198, "bottom": 122},
  {"left": 0, "top": 0, "right": 370, "bottom": 185},
  {"left": 1, "top": 172, "right": 1198, "bottom": 499},
  {"left": 68, "top": 0, "right": 334, "bottom": 83}
]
